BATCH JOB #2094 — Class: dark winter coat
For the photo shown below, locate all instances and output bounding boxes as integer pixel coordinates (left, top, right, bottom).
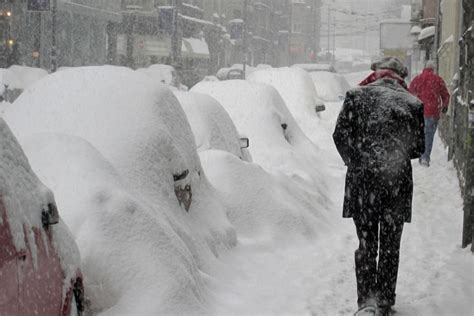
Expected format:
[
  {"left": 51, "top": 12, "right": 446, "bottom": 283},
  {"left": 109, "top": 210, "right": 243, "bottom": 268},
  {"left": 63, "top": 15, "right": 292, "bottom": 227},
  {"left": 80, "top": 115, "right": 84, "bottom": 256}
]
[
  {"left": 333, "top": 78, "right": 425, "bottom": 223},
  {"left": 409, "top": 68, "right": 450, "bottom": 119}
]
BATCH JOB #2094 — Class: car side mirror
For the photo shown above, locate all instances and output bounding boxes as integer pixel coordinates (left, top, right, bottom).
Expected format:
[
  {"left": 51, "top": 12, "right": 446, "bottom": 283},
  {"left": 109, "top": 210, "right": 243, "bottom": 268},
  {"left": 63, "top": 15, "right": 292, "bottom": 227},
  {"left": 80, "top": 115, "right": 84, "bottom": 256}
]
[
  {"left": 173, "top": 169, "right": 189, "bottom": 181},
  {"left": 240, "top": 137, "right": 249, "bottom": 149},
  {"left": 42, "top": 203, "right": 59, "bottom": 229},
  {"left": 315, "top": 104, "right": 326, "bottom": 113}
]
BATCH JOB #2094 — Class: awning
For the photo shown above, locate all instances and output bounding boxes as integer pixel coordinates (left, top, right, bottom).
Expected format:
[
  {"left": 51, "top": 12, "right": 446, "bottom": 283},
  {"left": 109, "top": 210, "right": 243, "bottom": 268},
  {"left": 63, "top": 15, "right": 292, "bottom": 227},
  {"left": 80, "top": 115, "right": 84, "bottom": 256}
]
[
  {"left": 418, "top": 26, "right": 435, "bottom": 41},
  {"left": 410, "top": 25, "right": 422, "bottom": 35},
  {"left": 182, "top": 38, "right": 210, "bottom": 59}
]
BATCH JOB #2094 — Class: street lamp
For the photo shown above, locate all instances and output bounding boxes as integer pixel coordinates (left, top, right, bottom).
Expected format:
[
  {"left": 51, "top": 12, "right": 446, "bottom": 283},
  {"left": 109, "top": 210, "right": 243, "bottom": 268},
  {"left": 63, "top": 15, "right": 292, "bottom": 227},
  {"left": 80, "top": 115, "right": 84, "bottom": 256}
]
[
  {"left": 51, "top": 0, "right": 57, "bottom": 72},
  {"left": 242, "top": 0, "right": 248, "bottom": 78}
]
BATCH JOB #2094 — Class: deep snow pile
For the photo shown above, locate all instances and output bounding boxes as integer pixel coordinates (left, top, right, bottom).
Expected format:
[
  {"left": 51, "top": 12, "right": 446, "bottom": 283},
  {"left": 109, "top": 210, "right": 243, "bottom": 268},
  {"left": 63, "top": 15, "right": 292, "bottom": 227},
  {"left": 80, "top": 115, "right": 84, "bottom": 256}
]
[
  {"left": 0, "top": 118, "right": 80, "bottom": 288},
  {"left": 247, "top": 67, "right": 329, "bottom": 147},
  {"left": 310, "top": 71, "right": 351, "bottom": 101},
  {"left": 4, "top": 66, "right": 236, "bottom": 314},
  {"left": 192, "top": 80, "right": 332, "bottom": 238},
  {"left": 175, "top": 88, "right": 326, "bottom": 239},
  {"left": 192, "top": 80, "right": 324, "bottom": 179}
]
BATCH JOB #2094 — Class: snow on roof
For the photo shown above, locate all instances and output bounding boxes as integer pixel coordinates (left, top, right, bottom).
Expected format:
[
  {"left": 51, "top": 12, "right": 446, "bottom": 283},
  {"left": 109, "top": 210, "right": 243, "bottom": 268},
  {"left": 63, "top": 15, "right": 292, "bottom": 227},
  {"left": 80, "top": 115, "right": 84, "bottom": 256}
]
[
  {"left": 418, "top": 25, "right": 435, "bottom": 41},
  {"left": 410, "top": 25, "right": 422, "bottom": 34},
  {"left": 175, "top": 91, "right": 243, "bottom": 158},
  {"left": 182, "top": 37, "right": 210, "bottom": 58}
]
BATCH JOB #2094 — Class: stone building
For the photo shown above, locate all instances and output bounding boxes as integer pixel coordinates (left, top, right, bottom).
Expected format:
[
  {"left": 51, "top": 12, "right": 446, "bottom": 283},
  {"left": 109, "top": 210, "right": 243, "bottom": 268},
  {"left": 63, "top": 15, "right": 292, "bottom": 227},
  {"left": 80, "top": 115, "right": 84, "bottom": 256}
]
[{"left": 0, "top": 0, "right": 122, "bottom": 69}]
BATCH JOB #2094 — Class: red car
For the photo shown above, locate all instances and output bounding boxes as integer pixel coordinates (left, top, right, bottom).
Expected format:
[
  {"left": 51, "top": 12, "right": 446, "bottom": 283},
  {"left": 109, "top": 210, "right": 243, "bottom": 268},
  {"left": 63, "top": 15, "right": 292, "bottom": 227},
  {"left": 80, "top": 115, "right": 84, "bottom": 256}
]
[{"left": 0, "top": 119, "right": 84, "bottom": 316}]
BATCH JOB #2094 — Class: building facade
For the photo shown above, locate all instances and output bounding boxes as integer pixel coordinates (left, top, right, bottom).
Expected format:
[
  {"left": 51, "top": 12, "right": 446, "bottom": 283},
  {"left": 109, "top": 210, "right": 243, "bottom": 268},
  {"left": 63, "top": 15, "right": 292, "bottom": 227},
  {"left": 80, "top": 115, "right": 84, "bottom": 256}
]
[{"left": 429, "top": 0, "right": 474, "bottom": 251}]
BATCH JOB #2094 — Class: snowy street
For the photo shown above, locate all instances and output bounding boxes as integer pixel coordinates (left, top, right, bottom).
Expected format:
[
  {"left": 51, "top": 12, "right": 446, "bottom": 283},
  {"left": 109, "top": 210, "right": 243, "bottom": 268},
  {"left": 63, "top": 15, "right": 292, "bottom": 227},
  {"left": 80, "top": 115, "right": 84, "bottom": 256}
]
[
  {"left": 1, "top": 65, "right": 472, "bottom": 315},
  {"left": 206, "top": 101, "right": 473, "bottom": 316},
  {"left": 1, "top": 1, "right": 473, "bottom": 314}
]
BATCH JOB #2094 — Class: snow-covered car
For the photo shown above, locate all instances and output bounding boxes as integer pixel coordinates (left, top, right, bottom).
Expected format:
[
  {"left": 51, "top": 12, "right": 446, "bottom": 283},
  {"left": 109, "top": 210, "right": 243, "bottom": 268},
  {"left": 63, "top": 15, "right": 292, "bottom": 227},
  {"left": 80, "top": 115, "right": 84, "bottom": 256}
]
[
  {"left": 175, "top": 91, "right": 252, "bottom": 162},
  {"left": 191, "top": 80, "right": 332, "bottom": 237},
  {"left": 216, "top": 67, "right": 244, "bottom": 80},
  {"left": 215, "top": 64, "right": 271, "bottom": 80},
  {"left": 4, "top": 66, "right": 236, "bottom": 314},
  {"left": 248, "top": 67, "right": 326, "bottom": 117},
  {"left": 0, "top": 65, "right": 48, "bottom": 102},
  {"left": 0, "top": 118, "right": 83, "bottom": 316},
  {"left": 192, "top": 80, "right": 329, "bottom": 192},
  {"left": 248, "top": 67, "right": 327, "bottom": 143},
  {"left": 309, "top": 70, "right": 351, "bottom": 102},
  {"left": 137, "top": 64, "right": 187, "bottom": 90}
]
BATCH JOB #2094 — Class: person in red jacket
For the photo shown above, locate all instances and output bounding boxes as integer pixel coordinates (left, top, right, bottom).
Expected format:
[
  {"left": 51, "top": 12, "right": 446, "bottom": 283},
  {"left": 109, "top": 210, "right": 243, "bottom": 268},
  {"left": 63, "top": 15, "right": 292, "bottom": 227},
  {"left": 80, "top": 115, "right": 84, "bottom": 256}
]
[{"left": 409, "top": 60, "right": 450, "bottom": 167}]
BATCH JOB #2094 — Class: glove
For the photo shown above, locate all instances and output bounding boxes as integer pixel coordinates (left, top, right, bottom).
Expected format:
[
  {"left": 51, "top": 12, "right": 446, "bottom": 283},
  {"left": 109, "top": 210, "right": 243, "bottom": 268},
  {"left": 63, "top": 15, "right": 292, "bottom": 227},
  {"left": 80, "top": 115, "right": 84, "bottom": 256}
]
[{"left": 442, "top": 107, "right": 448, "bottom": 114}]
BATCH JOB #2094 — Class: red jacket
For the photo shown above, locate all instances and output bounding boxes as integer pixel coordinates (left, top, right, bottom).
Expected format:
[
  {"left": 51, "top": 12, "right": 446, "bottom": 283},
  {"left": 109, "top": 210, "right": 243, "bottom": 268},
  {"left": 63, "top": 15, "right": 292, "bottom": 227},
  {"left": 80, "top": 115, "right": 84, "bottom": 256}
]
[{"left": 409, "top": 69, "right": 450, "bottom": 119}]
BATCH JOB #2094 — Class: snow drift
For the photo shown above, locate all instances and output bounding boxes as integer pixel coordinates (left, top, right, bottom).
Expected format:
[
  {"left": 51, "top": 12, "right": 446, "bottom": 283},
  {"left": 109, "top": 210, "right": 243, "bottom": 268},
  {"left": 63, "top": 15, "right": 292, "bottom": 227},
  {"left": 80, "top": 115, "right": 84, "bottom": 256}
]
[
  {"left": 191, "top": 80, "right": 332, "bottom": 237},
  {"left": 4, "top": 66, "right": 236, "bottom": 314}
]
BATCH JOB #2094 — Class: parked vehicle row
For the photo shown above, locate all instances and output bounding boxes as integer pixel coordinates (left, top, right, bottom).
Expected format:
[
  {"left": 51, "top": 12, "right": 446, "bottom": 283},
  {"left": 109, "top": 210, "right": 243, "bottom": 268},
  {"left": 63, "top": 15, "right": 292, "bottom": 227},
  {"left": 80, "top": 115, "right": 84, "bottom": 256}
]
[{"left": 0, "top": 62, "right": 347, "bottom": 315}]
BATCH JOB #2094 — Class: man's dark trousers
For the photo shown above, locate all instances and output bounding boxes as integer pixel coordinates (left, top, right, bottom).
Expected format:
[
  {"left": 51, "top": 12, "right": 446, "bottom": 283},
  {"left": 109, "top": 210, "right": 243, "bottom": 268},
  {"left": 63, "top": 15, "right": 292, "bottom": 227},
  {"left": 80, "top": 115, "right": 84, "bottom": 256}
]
[{"left": 353, "top": 210, "right": 404, "bottom": 308}]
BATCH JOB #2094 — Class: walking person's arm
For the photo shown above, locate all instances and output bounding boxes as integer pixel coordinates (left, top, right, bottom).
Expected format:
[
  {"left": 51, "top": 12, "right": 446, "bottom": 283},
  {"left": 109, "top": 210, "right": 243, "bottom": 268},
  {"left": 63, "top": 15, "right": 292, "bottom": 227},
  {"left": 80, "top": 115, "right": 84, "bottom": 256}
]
[
  {"left": 409, "top": 102, "right": 425, "bottom": 159},
  {"left": 333, "top": 91, "right": 357, "bottom": 166},
  {"left": 439, "top": 80, "right": 450, "bottom": 113}
]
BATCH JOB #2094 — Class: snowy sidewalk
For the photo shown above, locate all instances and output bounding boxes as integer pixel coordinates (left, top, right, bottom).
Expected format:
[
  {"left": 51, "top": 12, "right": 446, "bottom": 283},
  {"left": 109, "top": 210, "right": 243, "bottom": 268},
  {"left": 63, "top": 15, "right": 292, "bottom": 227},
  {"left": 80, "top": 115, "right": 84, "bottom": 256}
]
[{"left": 208, "top": 110, "right": 473, "bottom": 315}]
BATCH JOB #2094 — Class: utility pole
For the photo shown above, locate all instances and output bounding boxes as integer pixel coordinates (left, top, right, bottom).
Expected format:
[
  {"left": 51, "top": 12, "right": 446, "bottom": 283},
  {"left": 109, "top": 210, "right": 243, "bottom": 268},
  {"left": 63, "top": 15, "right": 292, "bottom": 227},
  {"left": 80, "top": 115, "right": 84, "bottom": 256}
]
[
  {"left": 288, "top": 0, "right": 293, "bottom": 66},
  {"left": 332, "top": 16, "right": 336, "bottom": 65},
  {"left": 242, "top": 0, "right": 248, "bottom": 78},
  {"left": 51, "top": 0, "right": 57, "bottom": 72},
  {"left": 327, "top": 4, "right": 330, "bottom": 63},
  {"left": 171, "top": 0, "right": 182, "bottom": 67}
]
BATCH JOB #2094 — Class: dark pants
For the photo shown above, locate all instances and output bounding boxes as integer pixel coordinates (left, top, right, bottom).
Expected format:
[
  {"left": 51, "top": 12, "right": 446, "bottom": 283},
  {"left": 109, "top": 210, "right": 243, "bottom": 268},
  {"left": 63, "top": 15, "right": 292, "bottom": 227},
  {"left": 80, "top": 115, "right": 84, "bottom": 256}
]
[{"left": 353, "top": 213, "right": 404, "bottom": 308}]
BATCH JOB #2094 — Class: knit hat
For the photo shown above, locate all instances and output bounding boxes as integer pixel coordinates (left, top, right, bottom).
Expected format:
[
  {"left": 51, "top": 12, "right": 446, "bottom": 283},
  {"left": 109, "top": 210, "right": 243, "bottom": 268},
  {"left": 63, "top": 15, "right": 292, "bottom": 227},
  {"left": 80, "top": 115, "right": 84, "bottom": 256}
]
[{"left": 370, "top": 56, "right": 408, "bottom": 78}]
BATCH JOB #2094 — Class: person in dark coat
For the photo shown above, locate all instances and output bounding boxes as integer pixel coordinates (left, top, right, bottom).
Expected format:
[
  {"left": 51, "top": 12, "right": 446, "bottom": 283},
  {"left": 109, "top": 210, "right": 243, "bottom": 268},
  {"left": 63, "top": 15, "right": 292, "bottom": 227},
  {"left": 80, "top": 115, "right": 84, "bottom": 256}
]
[
  {"left": 333, "top": 57, "right": 425, "bottom": 316},
  {"left": 409, "top": 60, "right": 450, "bottom": 167}
]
